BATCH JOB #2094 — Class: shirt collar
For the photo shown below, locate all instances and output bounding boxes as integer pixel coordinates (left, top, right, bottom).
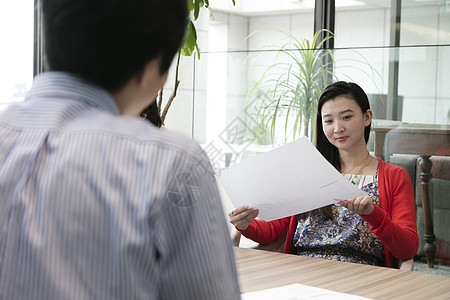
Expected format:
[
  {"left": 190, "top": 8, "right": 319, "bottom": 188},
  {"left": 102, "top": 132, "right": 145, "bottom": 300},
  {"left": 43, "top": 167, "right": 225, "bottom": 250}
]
[{"left": 28, "top": 72, "right": 121, "bottom": 115}]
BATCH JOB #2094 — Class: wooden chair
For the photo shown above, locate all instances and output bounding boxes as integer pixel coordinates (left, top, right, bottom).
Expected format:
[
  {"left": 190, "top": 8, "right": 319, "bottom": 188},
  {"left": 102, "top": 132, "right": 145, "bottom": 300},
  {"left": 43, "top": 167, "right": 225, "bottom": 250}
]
[{"left": 396, "top": 258, "right": 414, "bottom": 271}]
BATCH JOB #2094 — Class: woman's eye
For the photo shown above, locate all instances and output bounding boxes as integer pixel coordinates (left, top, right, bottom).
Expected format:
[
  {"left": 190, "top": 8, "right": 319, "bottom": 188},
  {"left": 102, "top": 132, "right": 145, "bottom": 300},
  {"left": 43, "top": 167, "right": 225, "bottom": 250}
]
[{"left": 324, "top": 119, "right": 332, "bottom": 124}]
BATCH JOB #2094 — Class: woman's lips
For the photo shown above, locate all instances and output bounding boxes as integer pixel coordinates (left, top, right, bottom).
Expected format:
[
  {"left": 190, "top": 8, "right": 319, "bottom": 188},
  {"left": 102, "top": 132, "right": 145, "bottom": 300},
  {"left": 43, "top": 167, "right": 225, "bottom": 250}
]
[{"left": 336, "top": 136, "right": 348, "bottom": 142}]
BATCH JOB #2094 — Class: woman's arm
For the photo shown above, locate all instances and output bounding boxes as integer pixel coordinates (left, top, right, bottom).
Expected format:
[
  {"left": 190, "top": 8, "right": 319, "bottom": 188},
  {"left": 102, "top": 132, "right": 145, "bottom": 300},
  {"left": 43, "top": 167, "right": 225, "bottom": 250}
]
[
  {"left": 240, "top": 217, "right": 291, "bottom": 245},
  {"left": 361, "top": 168, "right": 419, "bottom": 260}
]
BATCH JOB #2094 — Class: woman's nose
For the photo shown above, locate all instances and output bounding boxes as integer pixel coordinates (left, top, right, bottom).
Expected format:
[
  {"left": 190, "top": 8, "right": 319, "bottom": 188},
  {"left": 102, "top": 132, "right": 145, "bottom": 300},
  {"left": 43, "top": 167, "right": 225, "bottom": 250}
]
[{"left": 334, "top": 121, "right": 344, "bottom": 133}]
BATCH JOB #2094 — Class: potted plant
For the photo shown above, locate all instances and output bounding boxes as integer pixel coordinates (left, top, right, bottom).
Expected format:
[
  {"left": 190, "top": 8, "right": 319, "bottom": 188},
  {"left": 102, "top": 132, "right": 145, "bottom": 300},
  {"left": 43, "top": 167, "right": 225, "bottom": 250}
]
[{"left": 245, "top": 29, "right": 337, "bottom": 145}]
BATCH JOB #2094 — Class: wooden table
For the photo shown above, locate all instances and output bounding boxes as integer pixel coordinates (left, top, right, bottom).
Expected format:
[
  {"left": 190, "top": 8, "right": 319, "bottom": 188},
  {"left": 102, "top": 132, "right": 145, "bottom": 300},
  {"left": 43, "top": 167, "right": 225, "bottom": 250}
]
[
  {"left": 235, "top": 247, "right": 450, "bottom": 299},
  {"left": 371, "top": 123, "right": 450, "bottom": 268}
]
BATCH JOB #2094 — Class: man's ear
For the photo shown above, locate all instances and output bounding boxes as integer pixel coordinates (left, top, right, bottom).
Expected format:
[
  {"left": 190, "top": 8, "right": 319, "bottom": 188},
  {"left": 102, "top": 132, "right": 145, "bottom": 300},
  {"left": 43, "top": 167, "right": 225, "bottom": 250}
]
[{"left": 138, "top": 59, "right": 161, "bottom": 88}]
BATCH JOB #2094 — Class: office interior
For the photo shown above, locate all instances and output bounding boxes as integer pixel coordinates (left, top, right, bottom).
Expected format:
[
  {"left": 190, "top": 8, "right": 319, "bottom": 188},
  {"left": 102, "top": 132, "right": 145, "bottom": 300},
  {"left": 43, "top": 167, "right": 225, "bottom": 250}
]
[{"left": 1, "top": 0, "right": 449, "bottom": 272}]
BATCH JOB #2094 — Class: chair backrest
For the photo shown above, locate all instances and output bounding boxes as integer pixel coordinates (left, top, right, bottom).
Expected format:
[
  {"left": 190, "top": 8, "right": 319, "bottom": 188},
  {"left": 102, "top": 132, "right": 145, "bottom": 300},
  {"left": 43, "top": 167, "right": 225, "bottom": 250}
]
[
  {"left": 398, "top": 259, "right": 414, "bottom": 271},
  {"left": 393, "top": 257, "right": 414, "bottom": 271}
]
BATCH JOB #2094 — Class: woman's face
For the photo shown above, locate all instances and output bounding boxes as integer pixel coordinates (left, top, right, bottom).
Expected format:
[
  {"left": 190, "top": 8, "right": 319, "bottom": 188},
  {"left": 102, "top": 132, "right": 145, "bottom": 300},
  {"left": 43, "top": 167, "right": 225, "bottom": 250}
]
[{"left": 321, "top": 96, "right": 372, "bottom": 152}]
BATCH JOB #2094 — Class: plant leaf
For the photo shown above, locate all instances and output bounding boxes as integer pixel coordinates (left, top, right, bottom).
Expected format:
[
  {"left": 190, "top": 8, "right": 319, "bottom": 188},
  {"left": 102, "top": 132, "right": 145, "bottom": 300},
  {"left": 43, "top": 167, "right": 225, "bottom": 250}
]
[
  {"left": 194, "top": 0, "right": 202, "bottom": 20},
  {"left": 180, "top": 21, "right": 198, "bottom": 57},
  {"left": 187, "top": 0, "right": 194, "bottom": 11}
]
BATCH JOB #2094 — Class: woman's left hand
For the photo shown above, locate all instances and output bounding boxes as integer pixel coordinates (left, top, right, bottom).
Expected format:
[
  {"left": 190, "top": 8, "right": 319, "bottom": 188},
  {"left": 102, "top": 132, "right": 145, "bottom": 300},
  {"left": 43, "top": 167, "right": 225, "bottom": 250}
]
[{"left": 339, "top": 195, "right": 374, "bottom": 215}]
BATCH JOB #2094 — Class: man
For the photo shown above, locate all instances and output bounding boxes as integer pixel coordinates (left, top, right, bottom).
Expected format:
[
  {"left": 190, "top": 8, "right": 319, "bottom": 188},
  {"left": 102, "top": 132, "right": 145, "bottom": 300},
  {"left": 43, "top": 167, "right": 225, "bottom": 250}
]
[{"left": 0, "top": 0, "right": 240, "bottom": 299}]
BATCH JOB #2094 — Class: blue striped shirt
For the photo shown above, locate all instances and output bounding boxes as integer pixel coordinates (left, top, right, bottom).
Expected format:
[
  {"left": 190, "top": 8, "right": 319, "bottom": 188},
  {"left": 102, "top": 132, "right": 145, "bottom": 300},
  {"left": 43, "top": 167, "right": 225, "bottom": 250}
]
[{"left": 0, "top": 72, "right": 240, "bottom": 299}]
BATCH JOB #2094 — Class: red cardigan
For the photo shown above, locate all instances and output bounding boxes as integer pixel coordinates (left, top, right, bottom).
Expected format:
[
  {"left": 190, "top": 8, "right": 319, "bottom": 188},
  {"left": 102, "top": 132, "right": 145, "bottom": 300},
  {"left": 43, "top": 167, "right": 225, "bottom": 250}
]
[{"left": 240, "top": 159, "right": 419, "bottom": 267}]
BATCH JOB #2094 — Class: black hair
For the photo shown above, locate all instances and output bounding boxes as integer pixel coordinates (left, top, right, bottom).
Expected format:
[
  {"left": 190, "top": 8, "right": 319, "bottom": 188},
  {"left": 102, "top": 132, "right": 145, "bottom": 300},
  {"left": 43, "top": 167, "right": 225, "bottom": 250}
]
[
  {"left": 298, "top": 81, "right": 371, "bottom": 220},
  {"left": 315, "top": 81, "right": 371, "bottom": 171},
  {"left": 140, "top": 101, "right": 162, "bottom": 128},
  {"left": 42, "top": 0, "right": 188, "bottom": 93}
]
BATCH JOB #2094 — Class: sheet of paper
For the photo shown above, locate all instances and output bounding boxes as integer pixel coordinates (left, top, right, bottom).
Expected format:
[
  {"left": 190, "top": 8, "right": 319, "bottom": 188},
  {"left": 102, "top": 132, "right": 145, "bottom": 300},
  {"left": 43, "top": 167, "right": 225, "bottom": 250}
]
[
  {"left": 218, "top": 137, "right": 366, "bottom": 221},
  {"left": 241, "top": 283, "right": 372, "bottom": 300}
]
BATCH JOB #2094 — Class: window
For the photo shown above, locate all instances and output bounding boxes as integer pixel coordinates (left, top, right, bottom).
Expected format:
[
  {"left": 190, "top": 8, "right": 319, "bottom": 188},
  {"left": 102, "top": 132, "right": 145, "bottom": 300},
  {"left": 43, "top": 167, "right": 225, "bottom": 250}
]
[{"left": 0, "top": 0, "right": 34, "bottom": 112}]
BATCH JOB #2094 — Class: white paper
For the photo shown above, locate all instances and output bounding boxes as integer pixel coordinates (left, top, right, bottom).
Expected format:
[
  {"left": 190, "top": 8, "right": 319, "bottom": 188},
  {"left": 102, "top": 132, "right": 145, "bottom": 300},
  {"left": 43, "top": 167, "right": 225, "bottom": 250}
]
[
  {"left": 241, "top": 283, "right": 372, "bottom": 300},
  {"left": 218, "top": 137, "right": 366, "bottom": 221}
]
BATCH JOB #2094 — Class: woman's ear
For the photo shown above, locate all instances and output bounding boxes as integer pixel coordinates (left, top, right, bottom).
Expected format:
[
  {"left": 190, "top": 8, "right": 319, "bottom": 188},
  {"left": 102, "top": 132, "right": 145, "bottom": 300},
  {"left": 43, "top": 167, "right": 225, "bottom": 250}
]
[{"left": 364, "top": 109, "right": 373, "bottom": 126}]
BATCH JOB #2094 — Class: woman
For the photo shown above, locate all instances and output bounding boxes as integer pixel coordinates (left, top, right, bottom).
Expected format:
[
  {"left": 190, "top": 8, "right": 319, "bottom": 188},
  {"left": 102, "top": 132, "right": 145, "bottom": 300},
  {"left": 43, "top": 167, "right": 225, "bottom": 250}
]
[{"left": 229, "top": 81, "right": 418, "bottom": 267}]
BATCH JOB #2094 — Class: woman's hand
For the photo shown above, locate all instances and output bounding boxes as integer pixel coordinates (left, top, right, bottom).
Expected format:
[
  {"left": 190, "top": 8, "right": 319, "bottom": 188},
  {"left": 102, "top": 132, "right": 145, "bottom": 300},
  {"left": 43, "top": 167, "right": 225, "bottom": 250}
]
[
  {"left": 228, "top": 206, "right": 259, "bottom": 231},
  {"left": 339, "top": 195, "right": 374, "bottom": 216}
]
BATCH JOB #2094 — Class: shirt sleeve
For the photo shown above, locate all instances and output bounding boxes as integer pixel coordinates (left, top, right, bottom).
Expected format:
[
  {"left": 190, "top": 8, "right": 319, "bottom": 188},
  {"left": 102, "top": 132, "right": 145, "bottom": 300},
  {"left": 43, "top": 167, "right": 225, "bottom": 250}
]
[
  {"left": 362, "top": 167, "right": 419, "bottom": 260},
  {"left": 240, "top": 217, "right": 291, "bottom": 245},
  {"left": 153, "top": 146, "right": 241, "bottom": 300}
]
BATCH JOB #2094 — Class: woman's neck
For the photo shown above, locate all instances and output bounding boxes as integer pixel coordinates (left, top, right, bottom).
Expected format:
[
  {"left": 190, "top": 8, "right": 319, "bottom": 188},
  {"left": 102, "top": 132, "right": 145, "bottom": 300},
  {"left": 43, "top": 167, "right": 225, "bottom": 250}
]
[{"left": 339, "top": 147, "right": 370, "bottom": 173}]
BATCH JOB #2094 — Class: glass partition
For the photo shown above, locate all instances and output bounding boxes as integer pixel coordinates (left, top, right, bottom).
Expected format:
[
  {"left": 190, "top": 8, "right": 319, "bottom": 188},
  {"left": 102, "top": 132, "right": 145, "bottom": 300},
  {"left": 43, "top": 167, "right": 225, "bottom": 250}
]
[{"left": 187, "top": 44, "right": 450, "bottom": 172}]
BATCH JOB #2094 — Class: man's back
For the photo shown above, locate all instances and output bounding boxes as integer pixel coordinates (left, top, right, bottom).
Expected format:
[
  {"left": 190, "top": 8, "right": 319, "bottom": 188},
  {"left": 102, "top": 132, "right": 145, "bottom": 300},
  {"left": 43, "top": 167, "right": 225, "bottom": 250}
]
[{"left": 0, "top": 72, "right": 240, "bottom": 299}]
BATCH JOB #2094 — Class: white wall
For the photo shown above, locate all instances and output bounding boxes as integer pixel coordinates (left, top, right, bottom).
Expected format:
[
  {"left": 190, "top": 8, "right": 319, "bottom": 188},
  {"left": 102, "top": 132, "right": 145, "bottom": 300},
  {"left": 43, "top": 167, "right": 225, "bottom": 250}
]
[
  {"left": 334, "top": 8, "right": 390, "bottom": 95},
  {"left": 398, "top": 5, "right": 450, "bottom": 124}
]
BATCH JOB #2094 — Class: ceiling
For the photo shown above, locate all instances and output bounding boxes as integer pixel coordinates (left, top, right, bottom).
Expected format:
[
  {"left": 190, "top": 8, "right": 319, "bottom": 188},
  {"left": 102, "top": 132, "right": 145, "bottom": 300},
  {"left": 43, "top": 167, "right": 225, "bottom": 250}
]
[{"left": 209, "top": 0, "right": 445, "bottom": 16}]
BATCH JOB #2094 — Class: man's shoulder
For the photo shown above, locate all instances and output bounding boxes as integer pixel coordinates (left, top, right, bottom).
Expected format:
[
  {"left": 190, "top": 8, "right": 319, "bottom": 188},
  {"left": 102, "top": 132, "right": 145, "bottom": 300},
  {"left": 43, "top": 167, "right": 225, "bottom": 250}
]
[
  {"left": 146, "top": 125, "right": 204, "bottom": 157},
  {"left": 69, "top": 114, "right": 205, "bottom": 161}
]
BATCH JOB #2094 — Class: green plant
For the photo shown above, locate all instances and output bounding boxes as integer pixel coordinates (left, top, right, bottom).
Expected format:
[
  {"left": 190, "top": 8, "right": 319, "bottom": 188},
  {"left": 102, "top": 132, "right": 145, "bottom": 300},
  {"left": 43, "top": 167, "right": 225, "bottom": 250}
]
[{"left": 245, "top": 29, "right": 337, "bottom": 145}]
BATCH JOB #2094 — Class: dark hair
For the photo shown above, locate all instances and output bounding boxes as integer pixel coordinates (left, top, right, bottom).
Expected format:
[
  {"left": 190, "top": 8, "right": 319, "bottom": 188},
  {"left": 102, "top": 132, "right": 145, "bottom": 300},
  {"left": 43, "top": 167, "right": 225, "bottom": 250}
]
[
  {"left": 140, "top": 100, "right": 162, "bottom": 128},
  {"left": 298, "top": 81, "right": 371, "bottom": 220},
  {"left": 315, "top": 81, "right": 371, "bottom": 171},
  {"left": 42, "top": 0, "right": 188, "bottom": 93}
]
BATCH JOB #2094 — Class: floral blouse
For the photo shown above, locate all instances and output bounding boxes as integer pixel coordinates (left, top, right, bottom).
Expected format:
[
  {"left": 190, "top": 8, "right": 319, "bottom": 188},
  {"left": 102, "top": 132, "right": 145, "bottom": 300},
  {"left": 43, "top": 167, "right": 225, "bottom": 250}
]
[{"left": 292, "top": 174, "right": 384, "bottom": 265}]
